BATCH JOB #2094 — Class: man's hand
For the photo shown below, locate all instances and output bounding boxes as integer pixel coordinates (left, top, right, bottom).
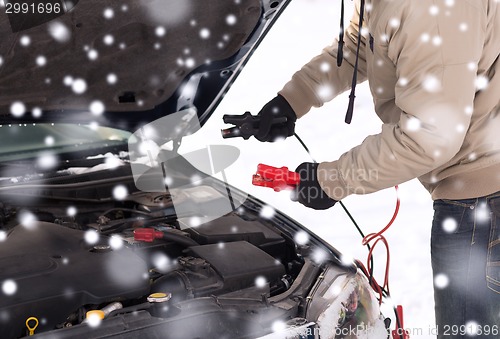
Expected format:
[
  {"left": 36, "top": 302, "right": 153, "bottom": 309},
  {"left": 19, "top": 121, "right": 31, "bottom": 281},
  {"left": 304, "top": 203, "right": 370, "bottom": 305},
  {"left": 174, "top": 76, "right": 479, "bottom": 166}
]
[
  {"left": 293, "top": 162, "right": 337, "bottom": 210},
  {"left": 256, "top": 95, "right": 297, "bottom": 142}
]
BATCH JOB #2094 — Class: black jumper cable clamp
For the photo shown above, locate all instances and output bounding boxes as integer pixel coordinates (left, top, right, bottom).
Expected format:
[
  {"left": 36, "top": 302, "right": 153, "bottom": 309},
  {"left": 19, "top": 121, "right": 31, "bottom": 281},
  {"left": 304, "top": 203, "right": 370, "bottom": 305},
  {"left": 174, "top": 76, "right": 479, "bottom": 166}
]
[{"left": 221, "top": 111, "right": 287, "bottom": 140}]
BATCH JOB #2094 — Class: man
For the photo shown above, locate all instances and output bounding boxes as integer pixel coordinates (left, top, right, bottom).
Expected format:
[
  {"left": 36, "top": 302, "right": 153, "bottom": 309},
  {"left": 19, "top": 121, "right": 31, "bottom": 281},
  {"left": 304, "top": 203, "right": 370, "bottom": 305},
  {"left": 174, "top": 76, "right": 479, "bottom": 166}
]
[{"left": 255, "top": 0, "right": 500, "bottom": 337}]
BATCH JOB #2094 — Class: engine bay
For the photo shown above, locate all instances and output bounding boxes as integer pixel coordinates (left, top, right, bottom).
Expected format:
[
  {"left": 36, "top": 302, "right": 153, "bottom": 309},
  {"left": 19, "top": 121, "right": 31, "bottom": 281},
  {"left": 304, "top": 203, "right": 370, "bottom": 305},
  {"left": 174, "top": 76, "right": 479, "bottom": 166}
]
[{"left": 0, "top": 169, "right": 314, "bottom": 338}]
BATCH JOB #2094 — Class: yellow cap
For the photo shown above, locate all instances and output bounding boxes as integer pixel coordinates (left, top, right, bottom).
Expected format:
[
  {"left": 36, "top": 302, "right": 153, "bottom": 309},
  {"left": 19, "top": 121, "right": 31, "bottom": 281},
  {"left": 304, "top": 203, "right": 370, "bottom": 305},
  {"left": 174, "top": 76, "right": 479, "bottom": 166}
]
[
  {"left": 147, "top": 292, "right": 172, "bottom": 303},
  {"left": 86, "top": 310, "right": 105, "bottom": 320}
]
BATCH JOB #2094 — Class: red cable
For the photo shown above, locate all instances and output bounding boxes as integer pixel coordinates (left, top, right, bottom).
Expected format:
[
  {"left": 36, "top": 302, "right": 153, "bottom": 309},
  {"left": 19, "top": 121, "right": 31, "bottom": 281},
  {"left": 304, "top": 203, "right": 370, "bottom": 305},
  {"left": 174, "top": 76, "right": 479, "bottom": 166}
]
[{"left": 360, "top": 186, "right": 400, "bottom": 304}]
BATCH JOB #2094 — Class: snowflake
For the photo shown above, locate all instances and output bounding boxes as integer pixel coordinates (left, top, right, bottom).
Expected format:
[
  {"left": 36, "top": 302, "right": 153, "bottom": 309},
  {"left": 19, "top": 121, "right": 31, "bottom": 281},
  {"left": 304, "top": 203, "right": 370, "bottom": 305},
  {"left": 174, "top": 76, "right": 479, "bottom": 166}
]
[
  {"left": 217, "top": 242, "right": 225, "bottom": 249},
  {"left": 422, "top": 74, "right": 441, "bottom": 92},
  {"left": 0, "top": 56, "right": 3, "bottom": 66},
  {"left": 2, "top": 280, "right": 17, "bottom": 296},
  {"left": 476, "top": 202, "right": 490, "bottom": 223},
  {"left": 294, "top": 231, "right": 309, "bottom": 245},
  {"left": 113, "top": 185, "right": 128, "bottom": 200},
  {"left": 89, "top": 101, "right": 105, "bottom": 115},
  {"left": 84, "top": 230, "right": 99, "bottom": 245},
  {"left": 151, "top": 252, "right": 171, "bottom": 272},
  {"left": 199, "top": 28, "right": 210, "bottom": 39},
  {"left": 406, "top": 116, "right": 421, "bottom": 131},
  {"left": 36, "top": 55, "right": 47, "bottom": 66},
  {"left": 37, "top": 152, "right": 57, "bottom": 170},
  {"left": 10, "top": 101, "right": 26, "bottom": 117},
  {"left": 317, "top": 84, "right": 334, "bottom": 101},
  {"left": 475, "top": 75, "right": 489, "bottom": 91},
  {"left": 271, "top": 320, "right": 286, "bottom": 333},
  {"left": 429, "top": 5, "right": 439, "bottom": 16},
  {"left": 109, "top": 235, "right": 124, "bottom": 250},
  {"left": 442, "top": 217, "right": 457, "bottom": 233},
  {"left": 340, "top": 253, "right": 354, "bottom": 266},
  {"left": 434, "top": 273, "right": 449, "bottom": 289},
  {"left": 432, "top": 36, "right": 442, "bottom": 46},
  {"left": 320, "top": 62, "right": 330, "bottom": 72},
  {"left": 465, "top": 321, "right": 479, "bottom": 336},
  {"left": 389, "top": 18, "right": 400, "bottom": 28},
  {"left": 398, "top": 77, "right": 409, "bottom": 86},
  {"left": 156, "top": 26, "right": 166, "bottom": 37},
  {"left": 67, "top": 206, "right": 77, "bottom": 217},
  {"left": 48, "top": 22, "right": 71, "bottom": 42},
  {"left": 72, "top": 78, "right": 87, "bottom": 94},
  {"left": 20, "top": 35, "right": 31, "bottom": 46},
  {"left": 459, "top": 23, "right": 468, "bottom": 32},
  {"left": 259, "top": 205, "right": 275, "bottom": 219},
  {"left": 0, "top": 230, "right": 6, "bottom": 242},
  {"left": 445, "top": 0, "right": 455, "bottom": 6},
  {"left": 226, "top": 14, "right": 237, "bottom": 25},
  {"left": 86, "top": 312, "right": 103, "bottom": 328},
  {"left": 44, "top": 136, "right": 55, "bottom": 146},
  {"left": 255, "top": 276, "right": 267, "bottom": 288},
  {"left": 103, "top": 8, "right": 114, "bottom": 19},
  {"left": 32, "top": 107, "right": 42, "bottom": 118},
  {"left": 87, "top": 49, "right": 99, "bottom": 60},
  {"left": 420, "top": 33, "right": 430, "bottom": 43},
  {"left": 107, "top": 73, "right": 118, "bottom": 84},
  {"left": 103, "top": 35, "right": 114, "bottom": 45}
]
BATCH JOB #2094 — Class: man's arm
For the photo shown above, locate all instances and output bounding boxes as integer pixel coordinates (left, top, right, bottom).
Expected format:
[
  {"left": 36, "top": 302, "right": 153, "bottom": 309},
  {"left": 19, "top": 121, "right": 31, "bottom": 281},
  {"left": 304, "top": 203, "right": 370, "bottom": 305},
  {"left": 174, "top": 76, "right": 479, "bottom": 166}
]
[
  {"left": 317, "top": 1, "right": 483, "bottom": 200},
  {"left": 278, "top": 0, "right": 368, "bottom": 118}
]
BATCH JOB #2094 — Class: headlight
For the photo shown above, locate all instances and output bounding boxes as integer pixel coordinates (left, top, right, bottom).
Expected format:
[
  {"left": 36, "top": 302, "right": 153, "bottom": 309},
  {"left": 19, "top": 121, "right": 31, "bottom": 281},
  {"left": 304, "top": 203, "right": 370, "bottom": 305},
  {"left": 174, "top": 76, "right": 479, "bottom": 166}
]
[{"left": 305, "top": 264, "right": 388, "bottom": 338}]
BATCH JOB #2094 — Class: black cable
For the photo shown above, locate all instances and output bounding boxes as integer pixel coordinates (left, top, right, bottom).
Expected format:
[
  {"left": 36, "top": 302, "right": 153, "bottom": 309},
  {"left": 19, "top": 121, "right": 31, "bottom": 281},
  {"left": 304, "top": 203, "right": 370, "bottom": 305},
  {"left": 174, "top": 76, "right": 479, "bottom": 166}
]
[
  {"left": 294, "top": 133, "right": 404, "bottom": 338},
  {"left": 294, "top": 133, "right": 374, "bottom": 280}
]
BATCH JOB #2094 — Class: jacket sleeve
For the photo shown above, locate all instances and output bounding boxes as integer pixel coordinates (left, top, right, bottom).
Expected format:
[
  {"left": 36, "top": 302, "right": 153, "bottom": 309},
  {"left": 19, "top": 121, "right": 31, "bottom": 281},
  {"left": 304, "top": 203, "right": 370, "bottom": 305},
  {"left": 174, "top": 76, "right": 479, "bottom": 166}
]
[
  {"left": 278, "top": 0, "right": 367, "bottom": 118},
  {"left": 317, "top": 2, "right": 484, "bottom": 200}
]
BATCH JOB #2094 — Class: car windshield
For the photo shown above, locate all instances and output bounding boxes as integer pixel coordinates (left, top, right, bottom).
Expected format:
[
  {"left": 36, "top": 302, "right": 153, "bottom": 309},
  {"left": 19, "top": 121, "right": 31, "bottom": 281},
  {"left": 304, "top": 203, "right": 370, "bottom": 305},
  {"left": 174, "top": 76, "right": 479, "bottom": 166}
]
[{"left": 0, "top": 123, "right": 131, "bottom": 162}]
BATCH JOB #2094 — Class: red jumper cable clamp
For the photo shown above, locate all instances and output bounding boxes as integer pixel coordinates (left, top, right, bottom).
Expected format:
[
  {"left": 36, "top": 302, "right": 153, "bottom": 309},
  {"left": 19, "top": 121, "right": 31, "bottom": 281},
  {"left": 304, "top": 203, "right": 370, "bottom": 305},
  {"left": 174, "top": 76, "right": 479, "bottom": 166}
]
[{"left": 251, "top": 163, "right": 300, "bottom": 192}]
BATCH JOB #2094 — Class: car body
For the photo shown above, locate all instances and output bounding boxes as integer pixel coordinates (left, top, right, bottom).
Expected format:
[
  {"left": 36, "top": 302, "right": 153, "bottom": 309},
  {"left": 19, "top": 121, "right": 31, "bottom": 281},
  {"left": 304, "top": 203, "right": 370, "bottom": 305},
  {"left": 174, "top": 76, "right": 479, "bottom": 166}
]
[{"left": 0, "top": 1, "right": 387, "bottom": 338}]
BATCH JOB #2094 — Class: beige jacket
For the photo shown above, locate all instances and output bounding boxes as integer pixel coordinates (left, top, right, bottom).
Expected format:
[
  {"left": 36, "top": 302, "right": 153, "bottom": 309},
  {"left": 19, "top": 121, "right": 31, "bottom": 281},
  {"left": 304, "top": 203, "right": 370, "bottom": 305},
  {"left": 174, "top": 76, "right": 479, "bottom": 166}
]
[{"left": 279, "top": 0, "right": 500, "bottom": 201}]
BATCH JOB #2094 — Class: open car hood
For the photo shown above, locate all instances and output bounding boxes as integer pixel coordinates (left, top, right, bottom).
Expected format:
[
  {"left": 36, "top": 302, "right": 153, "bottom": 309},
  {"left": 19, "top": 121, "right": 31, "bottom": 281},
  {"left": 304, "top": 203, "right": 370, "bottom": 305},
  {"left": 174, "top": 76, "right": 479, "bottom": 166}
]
[{"left": 0, "top": 0, "right": 288, "bottom": 131}]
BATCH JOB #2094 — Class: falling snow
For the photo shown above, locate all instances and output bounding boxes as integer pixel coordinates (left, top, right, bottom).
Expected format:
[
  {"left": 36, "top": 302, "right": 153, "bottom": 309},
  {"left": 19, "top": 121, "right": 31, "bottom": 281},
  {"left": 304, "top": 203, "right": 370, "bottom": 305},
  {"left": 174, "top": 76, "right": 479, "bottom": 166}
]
[
  {"left": 422, "top": 74, "right": 441, "bottom": 92},
  {"left": 156, "top": 26, "right": 166, "bottom": 37},
  {"left": 113, "top": 185, "right": 128, "bottom": 200},
  {"left": 20, "top": 35, "right": 31, "bottom": 46},
  {"left": 103, "top": 35, "right": 114, "bottom": 45},
  {"left": 109, "top": 235, "right": 124, "bottom": 250},
  {"left": 442, "top": 217, "right": 457, "bottom": 233},
  {"left": 103, "top": 8, "right": 114, "bottom": 19},
  {"left": 2, "top": 280, "right": 17, "bottom": 296},
  {"left": 226, "top": 14, "right": 237, "bottom": 25},
  {"left": 37, "top": 152, "right": 58, "bottom": 170},
  {"left": 271, "top": 320, "right": 287, "bottom": 333},
  {"left": 90, "top": 101, "right": 105, "bottom": 115},
  {"left": 67, "top": 206, "right": 77, "bottom": 217},
  {"left": 259, "top": 205, "right": 276, "bottom": 219},
  {"left": 84, "top": 230, "right": 100, "bottom": 245},
  {"left": 18, "top": 210, "right": 37, "bottom": 230},
  {"left": 107, "top": 73, "right": 118, "bottom": 84},
  {"left": 200, "top": 28, "right": 210, "bottom": 39},
  {"left": 320, "top": 62, "right": 330, "bottom": 72},
  {"left": 36, "top": 56, "right": 47, "bottom": 66},
  {"left": 0, "top": 231, "right": 6, "bottom": 242},
  {"left": 86, "top": 312, "right": 102, "bottom": 328},
  {"left": 465, "top": 321, "right": 480, "bottom": 336},
  {"left": 87, "top": 49, "right": 99, "bottom": 61},
  {"left": 72, "top": 78, "right": 88, "bottom": 94},
  {"left": 10, "top": 101, "right": 26, "bottom": 117},
  {"left": 294, "top": 231, "right": 309, "bottom": 245},
  {"left": 151, "top": 252, "right": 171, "bottom": 273},
  {"left": 406, "top": 116, "right": 421, "bottom": 132},
  {"left": 476, "top": 202, "right": 490, "bottom": 223},
  {"left": 255, "top": 276, "right": 267, "bottom": 288},
  {"left": 48, "top": 21, "right": 71, "bottom": 42},
  {"left": 434, "top": 273, "right": 449, "bottom": 289},
  {"left": 44, "top": 136, "right": 55, "bottom": 146},
  {"left": 475, "top": 75, "right": 489, "bottom": 91}
]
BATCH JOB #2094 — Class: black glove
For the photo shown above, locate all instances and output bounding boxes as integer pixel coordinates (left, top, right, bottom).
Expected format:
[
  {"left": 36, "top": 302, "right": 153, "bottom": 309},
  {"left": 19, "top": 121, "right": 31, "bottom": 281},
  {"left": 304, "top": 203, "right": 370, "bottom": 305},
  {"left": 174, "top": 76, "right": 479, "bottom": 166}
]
[
  {"left": 293, "top": 162, "right": 337, "bottom": 210},
  {"left": 256, "top": 95, "right": 297, "bottom": 142}
]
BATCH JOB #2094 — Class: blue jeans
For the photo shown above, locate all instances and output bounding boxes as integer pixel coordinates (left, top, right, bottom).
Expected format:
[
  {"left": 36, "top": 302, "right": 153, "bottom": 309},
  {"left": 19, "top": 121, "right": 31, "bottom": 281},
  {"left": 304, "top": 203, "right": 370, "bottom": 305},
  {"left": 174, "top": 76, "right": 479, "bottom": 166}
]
[{"left": 431, "top": 194, "right": 500, "bottom": 338}]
